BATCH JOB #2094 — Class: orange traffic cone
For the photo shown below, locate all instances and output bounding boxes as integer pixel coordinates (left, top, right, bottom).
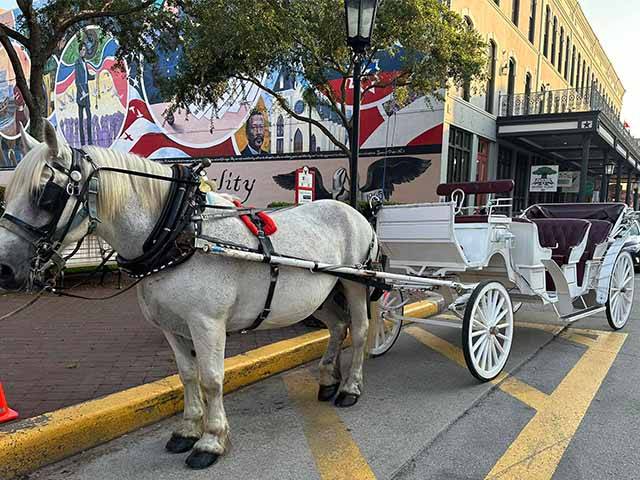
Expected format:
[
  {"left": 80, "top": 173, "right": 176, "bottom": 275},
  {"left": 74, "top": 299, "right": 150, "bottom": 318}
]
[{"left": 0, "top": 383, "right": 18, "bottom": 423}]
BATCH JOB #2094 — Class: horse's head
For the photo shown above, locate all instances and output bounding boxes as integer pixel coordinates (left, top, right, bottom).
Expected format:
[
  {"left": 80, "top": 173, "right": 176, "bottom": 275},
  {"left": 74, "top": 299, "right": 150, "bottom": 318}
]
[{"left": 0, "top": 120, "right": 90, "bottom": 290}]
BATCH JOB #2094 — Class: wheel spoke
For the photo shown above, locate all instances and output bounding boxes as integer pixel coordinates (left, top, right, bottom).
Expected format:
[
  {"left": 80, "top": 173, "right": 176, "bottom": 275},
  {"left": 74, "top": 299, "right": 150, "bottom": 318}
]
[
  {"left": 473, "top": 335, "right": 487, "bottom": 356},
  {"left": 496, "top": 332, "right": 509, "bottom": 341},
  {"left": 480, "top": 338, "right": 490, "bottom": 371},
  {"left": 471, "top": 329, "right": 486, "bottom": 338},
  {"left": 472, "top": 317, "right": 487, "bottom": 330},
  {"left": 489, "top": 339, "right": 498, "bottom": 369},
  {"left": 494, "top": 322, "right": 510, "bottom": 330},
  {"left": 493, "top": 308, "right": 508, "bottom": 325},
  {"left": 493, "top": 336, "right": 506, "bottom": 355}
]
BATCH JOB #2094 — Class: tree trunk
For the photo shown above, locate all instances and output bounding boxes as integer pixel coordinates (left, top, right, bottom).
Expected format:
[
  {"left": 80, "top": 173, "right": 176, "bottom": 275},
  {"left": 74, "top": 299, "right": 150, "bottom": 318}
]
[{"left": 28, "top": 62, "right": 45, "bottom": 141}]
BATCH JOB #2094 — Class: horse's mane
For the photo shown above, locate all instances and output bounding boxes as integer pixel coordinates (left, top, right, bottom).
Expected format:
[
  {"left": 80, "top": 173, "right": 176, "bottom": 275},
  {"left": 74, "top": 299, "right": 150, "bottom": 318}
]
[{"left": 6, "top": 143, "right": 171, "bottom": 222}]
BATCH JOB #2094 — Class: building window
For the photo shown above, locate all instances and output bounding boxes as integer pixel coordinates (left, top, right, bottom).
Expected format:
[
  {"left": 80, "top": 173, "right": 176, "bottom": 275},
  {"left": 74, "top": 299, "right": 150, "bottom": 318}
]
[
  {"left": 512, "top": 0, "right": 520, "bottom": 25},
  {"left": 564, "top": 38, "right": 570, "bottom": 80},
  {"left": 570, "top": 46, "right": 576, "bottom": 86},
  {"left": 310, "top": 134, "right": 317, "bottom": 152},
  {"left": 551, "top": 16, "right": 558, "bottom": 65},
  {"left": 507, "top": 57, "right": 517, "bottom": 115},
  {"left": 558, "top": 28, "right": 564, "bottom": 75},
  {"left": 447, "top": 126, "right": 473, "bottom": 183},
  {"left": 576, "top": 53, "right": 582, "bottom": 91},
  {"left": 276, "top": 115, "right": 284, "bottom": 137},
  {"left": 485, "top": 40, "right": 497, "bottom": 113},
  {"left": 581, "top": 60, "right": 586, "bottom": 93},
  {"left": 528, "top": 0, "right": 537, "bottom": 43},
  {"left": 543, "top": 6, "right": 551, "bottom": 57},
  {"left": 276, "top": 138, "right": 284, "bottom": 154},
  {"left": 293, "top": 129, "right": 303, "bottom": 152},
  {"left": 524, "top": 73, "right": 532, "bottom": 114}
]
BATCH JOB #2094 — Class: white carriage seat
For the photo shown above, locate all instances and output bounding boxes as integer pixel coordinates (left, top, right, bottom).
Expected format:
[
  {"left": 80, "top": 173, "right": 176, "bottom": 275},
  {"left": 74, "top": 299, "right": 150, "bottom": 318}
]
[
  {"left": 508, "top": 219, "right": 552, "bottom": 294},
  {"left": 376, "top": 202, "right": 480, "bottom": 272}
]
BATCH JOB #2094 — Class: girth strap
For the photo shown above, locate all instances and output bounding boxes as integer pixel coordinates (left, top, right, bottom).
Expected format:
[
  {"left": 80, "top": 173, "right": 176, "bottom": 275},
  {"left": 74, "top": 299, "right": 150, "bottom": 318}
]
[{"left": 242, "top": 213, "right": 280, "bottom": 332}]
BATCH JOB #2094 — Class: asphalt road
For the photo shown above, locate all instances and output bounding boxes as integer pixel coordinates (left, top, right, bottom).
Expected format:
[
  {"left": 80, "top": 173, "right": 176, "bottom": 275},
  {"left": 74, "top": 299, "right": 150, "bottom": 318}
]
[{"left": 31, "top": 278, "right": 640, "bottom": 480}]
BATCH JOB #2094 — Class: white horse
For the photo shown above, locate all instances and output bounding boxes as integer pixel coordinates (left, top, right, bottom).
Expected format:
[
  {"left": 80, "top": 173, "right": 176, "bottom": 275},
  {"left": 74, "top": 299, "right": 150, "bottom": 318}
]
[{"left": 0, "top": 121, "right": 380, "bottom": 469}]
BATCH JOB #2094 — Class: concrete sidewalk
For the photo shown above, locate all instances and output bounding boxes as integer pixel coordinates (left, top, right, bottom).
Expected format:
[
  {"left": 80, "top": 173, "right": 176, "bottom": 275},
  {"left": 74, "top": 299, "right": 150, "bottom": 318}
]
[{"left": 0, "top": 281, "right": 313, "bottom": 421}]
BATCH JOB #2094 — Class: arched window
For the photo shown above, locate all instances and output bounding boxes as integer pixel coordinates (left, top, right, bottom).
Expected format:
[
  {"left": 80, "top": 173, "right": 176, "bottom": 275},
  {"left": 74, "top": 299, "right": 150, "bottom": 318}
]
[
  {"left": 310, "top": 134, "right": 317, "bottom": 152},
  {"left": 512, "top": 0, "right": 520, "bottom": 25},
  {"left": 276, "top": 115, "right": 284, "bottom": 137},
  {"left": 528, "top": 0, "right": 537, "bottom": 43},
  {"left": 581, "top": 60, "right": 587, "bottom": 93},
  {"left": 276, "top": 115, "right": 285, "bottom": 154},
  {"left": 570, "top": 46, "right": 576, "bottom": 86},
  {"left": 564, "top": 37, "right": 571, "bottom": 80},
  {"left": 543, "top": 6, "right": 551, "bottom": 57},
  {"left": 507, "top": 57, "right": 517, "bottom": 115},
  {"left": 485, "top": 40, "right": 497, "bottom": 113},
  {"left": 558, "top": 27, "right": 564, "bottom": 74},
  {"left": 524, "top": 72, "right": 532, "bottom": 114},
  {"left": 551, "top": 16, "right": 558, "bottom": 65},
  {"left": 293, "top": 129, "right": 303, "bottom": 153},
  {"left": 576, "top": 53, "right": 582, "bottom": 91}
]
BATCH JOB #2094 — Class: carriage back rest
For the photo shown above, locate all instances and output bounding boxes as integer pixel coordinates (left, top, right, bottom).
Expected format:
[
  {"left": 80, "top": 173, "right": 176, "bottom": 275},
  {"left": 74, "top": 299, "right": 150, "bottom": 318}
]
[
  {"left": 530, "top": 219, "right": 591, "bottom": 265},
  {"left": 582, "top": 220, "right": 612, "bottom": 260},
  {"left": 436, "top": 180, "right": 515, "bottom": 197},
  {"left": 524, "top": 203, "right": 626, "bottom": 224}
]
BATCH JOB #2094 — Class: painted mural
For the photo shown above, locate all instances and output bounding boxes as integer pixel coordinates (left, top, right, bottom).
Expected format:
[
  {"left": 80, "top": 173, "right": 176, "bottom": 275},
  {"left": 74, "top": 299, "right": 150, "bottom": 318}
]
[{"left": 0, "top": 9, "right": 447, "bottom": 205}]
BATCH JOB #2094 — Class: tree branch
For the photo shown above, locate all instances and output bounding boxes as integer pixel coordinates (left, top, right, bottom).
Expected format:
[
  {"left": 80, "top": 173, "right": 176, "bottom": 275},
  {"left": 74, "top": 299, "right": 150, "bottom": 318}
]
[
  {"left": 0, "top": 26, "right": 34, "bottom": 116},
  {"left": 0, "top": 23, "right": 29, "bottom": 48},
  {"left": 57, "top": 0, "right": 156, "bottom": 39},
  {"left": 236, "top": 74, "right": 350, "bottom": 157}
]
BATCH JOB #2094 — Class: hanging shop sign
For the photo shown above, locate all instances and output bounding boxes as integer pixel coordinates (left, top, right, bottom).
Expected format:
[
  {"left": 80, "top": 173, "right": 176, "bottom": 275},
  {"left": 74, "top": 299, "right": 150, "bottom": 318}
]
[{"left": 530, "top": 165, "right": 559, "bottom": 192}]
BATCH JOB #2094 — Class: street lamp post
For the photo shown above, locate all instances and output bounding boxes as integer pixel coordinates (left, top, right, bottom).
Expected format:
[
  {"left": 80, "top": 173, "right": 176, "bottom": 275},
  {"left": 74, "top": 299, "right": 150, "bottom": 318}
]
[
  {"left": 345, "top": 0, "right": 379, "bottom": 208},
  {"left": 604, "top": 161, "right": 615, "bottom": 202}
]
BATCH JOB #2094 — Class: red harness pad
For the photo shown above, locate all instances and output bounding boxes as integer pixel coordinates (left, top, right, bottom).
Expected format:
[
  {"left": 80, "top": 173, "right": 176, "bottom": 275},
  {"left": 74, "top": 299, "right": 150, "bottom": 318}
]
[{"left": 233, "top": 200, "right": 277, "bottom": 236}]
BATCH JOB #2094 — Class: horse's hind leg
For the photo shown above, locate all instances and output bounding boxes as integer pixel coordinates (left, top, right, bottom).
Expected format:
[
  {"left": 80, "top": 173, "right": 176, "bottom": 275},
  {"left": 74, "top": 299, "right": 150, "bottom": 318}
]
[
  {"left": 185, "top": 315, "right": 229, "bottom": 469},
  {"left": 163, "top": 331, "right": 203, "bottom": 453},
  {"left": 313, "top": 290, "right": 349, "bottom": 401},
  {"left": 335, "top": 280, "right": 369, "bottom": 408}
]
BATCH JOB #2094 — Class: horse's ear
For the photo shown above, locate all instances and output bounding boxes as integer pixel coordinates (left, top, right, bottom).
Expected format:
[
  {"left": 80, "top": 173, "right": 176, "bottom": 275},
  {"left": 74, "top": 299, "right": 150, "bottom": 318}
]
[
  {"left": 18, "top": 122, "right": 40, "bottom": 153},
  {"left": 43, "top": 119, "right": 59, "bottom": 159}
]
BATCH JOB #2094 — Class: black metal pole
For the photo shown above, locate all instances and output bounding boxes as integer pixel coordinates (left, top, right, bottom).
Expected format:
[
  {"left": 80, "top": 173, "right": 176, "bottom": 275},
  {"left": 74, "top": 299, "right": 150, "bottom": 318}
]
[
  {"left": 626, "top": 163, "right": 633, "bottom": 205},
  {"left": 349, "top": 54, "right": 362, "bottom": 209},
  {"left": 601, "top": 149, "right": 609, "bottom": 202},
  {"left": 578, "top": 134, "right": 591, "bottom": 202},
  {"left": 615, "top": 158, "right": 622, "bottom": 202}
]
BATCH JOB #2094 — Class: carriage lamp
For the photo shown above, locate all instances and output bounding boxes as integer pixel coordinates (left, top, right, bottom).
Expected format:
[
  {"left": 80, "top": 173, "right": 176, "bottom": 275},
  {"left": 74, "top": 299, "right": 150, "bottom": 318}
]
[
  {"left": 345, "top": 0, "right": 379, "bottom": 208},
  {"left": 345, "top": 0, "right": 379, "bottom": 53}
]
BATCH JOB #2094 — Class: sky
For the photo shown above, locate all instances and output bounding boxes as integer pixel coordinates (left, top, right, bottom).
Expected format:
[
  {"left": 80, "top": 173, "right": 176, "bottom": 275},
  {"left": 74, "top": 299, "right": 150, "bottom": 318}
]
[
  {"left": 0, "top": 0, "right": 637, "bottom": 136},
  {"left": 580, "top": 0, "right": 640, "bottom": 136}
]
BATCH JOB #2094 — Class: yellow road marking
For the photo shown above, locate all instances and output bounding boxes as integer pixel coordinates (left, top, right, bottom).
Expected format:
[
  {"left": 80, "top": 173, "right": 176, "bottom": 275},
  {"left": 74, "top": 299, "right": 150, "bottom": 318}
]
[
  {"left": 283, "top": 370, "right": 376, "bottom": 480},
  {"left": 405, "top": 323, "right": 626, "bottom": 479},
  {"left": 486, "top": 329, "right": 627, "bottom": 480}
]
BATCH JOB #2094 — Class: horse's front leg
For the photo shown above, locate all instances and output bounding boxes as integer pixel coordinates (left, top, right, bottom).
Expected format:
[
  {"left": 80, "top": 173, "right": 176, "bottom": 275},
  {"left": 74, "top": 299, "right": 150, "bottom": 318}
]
[
  {"left": 335, "top": 280, "right": 369, "bottom": 408},
  {"left": 163, "top": 331, "right": 203, "bottom": 453},
  {"left": 185, "top": 315, "right": 229, "bottom": 469}
]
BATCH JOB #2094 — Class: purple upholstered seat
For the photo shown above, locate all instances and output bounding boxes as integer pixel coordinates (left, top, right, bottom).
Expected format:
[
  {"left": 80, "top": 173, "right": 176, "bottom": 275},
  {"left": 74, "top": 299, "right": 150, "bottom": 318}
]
[{"left": 530, "top": 219, "right": 591, "bottom": 266}]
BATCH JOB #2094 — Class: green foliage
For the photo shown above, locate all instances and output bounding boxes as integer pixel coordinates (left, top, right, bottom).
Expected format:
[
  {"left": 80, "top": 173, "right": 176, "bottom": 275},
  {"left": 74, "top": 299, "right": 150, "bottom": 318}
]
[{"left": 167, "top": 0, "right": 487, "bottom": 155}]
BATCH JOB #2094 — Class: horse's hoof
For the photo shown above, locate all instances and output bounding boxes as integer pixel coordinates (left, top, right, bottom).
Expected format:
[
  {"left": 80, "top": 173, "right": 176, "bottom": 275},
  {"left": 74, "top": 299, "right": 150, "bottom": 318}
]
[
  {"left": 185, "top": 449, "right": 220, "bottom": 469},
  {"left": 165, "top": 434, "right": 199, "bottom": 453},
  {"left": 334, "top": 391, "right": 359, "bottom": 408},
  {"left": 318, "top": 384, "right": 339, "bottom": 401}
]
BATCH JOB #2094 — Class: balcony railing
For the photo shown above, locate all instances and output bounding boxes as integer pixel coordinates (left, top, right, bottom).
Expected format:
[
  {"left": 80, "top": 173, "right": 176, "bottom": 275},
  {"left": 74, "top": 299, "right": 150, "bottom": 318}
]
[{"left": 499, "top": 87, "right": 640, "bottom": 152}]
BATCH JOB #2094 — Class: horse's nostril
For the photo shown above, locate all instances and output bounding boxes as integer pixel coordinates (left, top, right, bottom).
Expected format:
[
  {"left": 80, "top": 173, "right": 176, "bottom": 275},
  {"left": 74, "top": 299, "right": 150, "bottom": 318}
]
[{"left": 0, "top": 264, "right": 14, "bottom": 279}]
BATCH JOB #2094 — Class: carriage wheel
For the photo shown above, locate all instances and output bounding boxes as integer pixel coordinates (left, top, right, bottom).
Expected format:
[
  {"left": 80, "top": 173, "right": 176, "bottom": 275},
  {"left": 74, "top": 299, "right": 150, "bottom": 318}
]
[
  {"left": 462, "top": 281, "right": 514, "bottom": 382},
  {"left": 370, "top": 290, "right": 405, "bottom": 357},
  {"left": 606, "top": 251, "right": 635, "bottom": 330}
]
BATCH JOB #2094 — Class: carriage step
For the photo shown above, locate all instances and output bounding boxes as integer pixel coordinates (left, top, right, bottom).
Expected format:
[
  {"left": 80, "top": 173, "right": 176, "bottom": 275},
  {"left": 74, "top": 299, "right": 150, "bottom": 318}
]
[{"left": 559, "top": 305, "right": 605, "bottom": 323}]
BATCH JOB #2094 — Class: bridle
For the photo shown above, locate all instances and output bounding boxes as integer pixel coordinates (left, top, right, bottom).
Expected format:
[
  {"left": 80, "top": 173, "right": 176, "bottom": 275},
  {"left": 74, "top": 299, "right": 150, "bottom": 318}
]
[
  {"left": 0, "top": 148, "right": 211, "bottom": 291},
  {"left": 0, "top": 148, "right": 96, "bottom": 289}
]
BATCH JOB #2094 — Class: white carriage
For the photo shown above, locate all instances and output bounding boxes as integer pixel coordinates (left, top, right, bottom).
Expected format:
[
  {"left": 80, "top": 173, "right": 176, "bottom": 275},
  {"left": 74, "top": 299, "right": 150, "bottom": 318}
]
[{"left": 371, "top": 180, "right": 640, "bottom": 381}]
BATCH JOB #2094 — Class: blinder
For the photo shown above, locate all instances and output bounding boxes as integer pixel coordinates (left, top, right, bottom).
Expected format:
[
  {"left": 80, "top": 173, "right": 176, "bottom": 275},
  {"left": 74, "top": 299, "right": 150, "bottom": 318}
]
[{"left": 37, "top": 164, "right": 71, "bottom": 213}]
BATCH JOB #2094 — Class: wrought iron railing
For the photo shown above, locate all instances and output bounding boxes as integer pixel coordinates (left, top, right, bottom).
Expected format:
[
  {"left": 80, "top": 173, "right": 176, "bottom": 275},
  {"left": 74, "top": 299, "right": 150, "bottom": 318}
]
[{"left": 499, "top": 87, "right": 640, "bottom": 152}]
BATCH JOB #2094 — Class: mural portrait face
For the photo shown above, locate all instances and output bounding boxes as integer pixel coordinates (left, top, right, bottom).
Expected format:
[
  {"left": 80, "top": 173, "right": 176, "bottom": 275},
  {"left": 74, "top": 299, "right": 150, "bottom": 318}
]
[
  {"left": 246, "top": 112, "right": 266, "bottom": 152},
  {"left": 55, "top": 26, "right": 129, "bottom": 148}
]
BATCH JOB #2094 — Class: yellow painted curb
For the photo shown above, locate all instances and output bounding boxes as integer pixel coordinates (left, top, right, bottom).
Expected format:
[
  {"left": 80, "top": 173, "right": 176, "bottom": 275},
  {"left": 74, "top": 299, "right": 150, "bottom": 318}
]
[{"left": 0, "top": 299, "right": 438, "bottom": 479}]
